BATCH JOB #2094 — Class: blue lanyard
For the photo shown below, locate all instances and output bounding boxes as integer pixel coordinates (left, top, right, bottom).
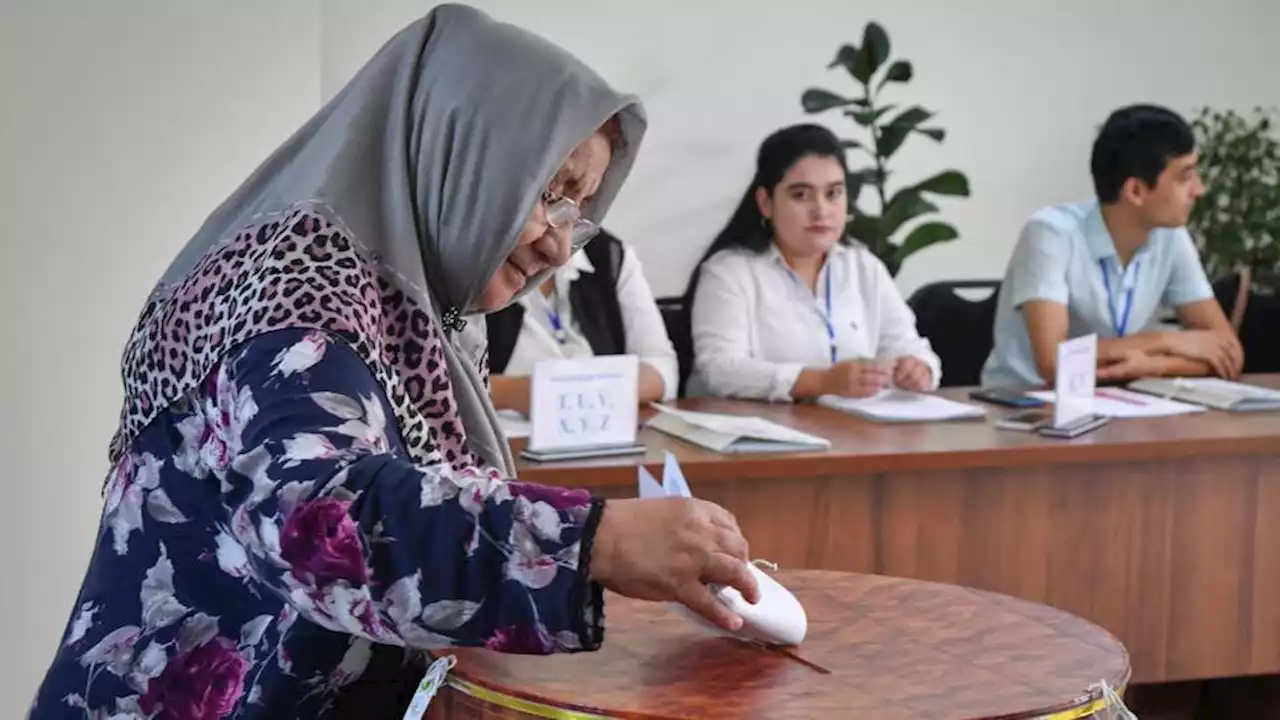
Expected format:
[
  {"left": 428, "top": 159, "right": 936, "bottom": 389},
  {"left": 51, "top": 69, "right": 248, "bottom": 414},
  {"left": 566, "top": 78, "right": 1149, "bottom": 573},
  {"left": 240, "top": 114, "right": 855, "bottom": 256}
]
[
  {"left": 786, "top": 265, "right": 837, "bottom": 364},
  {"left": 545, "top": 287, "right": 568, "bottom": 345},
  {"left": 1099, "top": 259, "right": 1139, "bottom": 337},
  {"left": 822, "top": 271, "right": 836, "bottom": 363}
]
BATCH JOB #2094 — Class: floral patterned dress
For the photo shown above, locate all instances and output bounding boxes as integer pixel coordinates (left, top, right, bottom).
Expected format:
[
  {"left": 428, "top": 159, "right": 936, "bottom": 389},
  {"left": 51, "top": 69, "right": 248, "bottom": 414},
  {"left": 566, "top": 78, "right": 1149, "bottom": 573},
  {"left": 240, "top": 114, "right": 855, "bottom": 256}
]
[{"left": 30, "top": 327, "right": 603, "bottom": 719}]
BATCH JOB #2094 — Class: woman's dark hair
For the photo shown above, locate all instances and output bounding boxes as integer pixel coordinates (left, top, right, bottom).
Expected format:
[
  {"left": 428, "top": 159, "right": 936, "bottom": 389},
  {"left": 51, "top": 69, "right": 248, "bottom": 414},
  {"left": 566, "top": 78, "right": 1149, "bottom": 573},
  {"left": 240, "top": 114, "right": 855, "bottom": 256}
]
[
  {"left": 682, "top": 123, "right": 849, "bottom": 301},
  {"left": 671, "top": 123, "right": 849, "bottom": 395}
]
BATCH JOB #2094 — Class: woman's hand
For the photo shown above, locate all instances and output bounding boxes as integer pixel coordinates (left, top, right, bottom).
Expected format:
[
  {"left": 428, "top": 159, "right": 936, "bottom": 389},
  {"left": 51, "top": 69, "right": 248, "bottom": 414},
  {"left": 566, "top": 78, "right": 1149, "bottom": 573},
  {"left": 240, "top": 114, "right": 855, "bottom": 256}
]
[
  {"left": 1160, "top": 330, "right": 1244, "bottom": 380},
  {"left": 822, "top": 359, "right": 892, "bottom": 398},
  {"left": 590, "top": 497, "right": 760, "bottom": 632},
  {"left": 892, "top": 356, "right": 933, "bottom": 391}
]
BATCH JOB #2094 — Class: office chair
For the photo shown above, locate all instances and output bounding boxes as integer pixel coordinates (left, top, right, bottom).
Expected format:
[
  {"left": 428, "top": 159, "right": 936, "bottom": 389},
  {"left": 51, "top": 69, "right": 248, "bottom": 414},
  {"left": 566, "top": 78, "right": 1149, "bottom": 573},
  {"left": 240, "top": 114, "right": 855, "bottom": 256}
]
[{"left": 907, "top": 280, "right": 1002, "bottom": 387}]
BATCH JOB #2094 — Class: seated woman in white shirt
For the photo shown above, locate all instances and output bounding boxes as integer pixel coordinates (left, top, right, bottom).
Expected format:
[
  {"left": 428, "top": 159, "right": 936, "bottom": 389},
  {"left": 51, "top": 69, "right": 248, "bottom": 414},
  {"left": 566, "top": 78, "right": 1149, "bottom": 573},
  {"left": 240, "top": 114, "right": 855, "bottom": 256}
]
[
  {"left": 686, "top": 123, "right": 941, "bottom": 402},
  {"left": 487, "top": 228, "right": 679, "bottom": 414}
]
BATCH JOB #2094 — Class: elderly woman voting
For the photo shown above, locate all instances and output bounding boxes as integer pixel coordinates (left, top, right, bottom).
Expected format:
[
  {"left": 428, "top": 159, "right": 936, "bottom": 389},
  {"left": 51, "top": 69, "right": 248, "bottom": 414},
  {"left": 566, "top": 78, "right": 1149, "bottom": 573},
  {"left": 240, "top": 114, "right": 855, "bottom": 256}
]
[
  {"left": 687, "top": 124, "right": 942, "bottom": 402},
  {"left": 30, "top": 6, "right": 757, "bottom": 720}
]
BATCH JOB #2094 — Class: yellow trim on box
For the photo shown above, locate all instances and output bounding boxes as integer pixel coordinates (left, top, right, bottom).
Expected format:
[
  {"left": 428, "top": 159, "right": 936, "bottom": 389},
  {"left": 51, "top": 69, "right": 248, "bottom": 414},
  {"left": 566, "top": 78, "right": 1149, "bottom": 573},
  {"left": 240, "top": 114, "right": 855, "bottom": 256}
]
[
  {"left": 446, "top": 677, "right": 614, "bottom": 719},
  {"left": 1035, "top": 697, "right": 1109, "bottom": 719},
  {"left": 448, "top": 676, "right": 1117, "bottom": 720}
]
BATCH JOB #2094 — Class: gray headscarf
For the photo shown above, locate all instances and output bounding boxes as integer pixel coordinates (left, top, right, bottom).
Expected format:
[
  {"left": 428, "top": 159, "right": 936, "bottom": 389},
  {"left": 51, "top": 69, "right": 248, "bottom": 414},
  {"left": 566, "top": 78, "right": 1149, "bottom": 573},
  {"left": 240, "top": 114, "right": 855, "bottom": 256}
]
[{"left": 148, "top": 4, "right": 646, "bottom": 473}]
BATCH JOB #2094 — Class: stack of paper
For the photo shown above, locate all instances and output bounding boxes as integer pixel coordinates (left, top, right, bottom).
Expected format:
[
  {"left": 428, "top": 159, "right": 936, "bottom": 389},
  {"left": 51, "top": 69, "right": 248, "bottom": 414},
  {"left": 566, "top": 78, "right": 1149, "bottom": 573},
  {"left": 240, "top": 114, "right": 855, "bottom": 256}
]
[
  {"left": 646, "top": 404, "right": 831, "bottom": 454},
  {"left": 816, "top": 390, "right": 986, "bottom": 423},
  {"left": 1128, "top": 377, "right": 1280, "bottom": 413},
  {"left": 1026, "top": 388, "right": 1205, "bottom": 418}
]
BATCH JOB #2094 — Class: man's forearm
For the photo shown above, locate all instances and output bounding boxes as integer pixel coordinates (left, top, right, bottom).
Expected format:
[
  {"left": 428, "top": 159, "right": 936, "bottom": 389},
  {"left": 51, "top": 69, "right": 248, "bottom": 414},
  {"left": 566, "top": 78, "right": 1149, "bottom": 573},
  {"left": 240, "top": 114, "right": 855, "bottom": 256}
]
[
  {"left": 1152, "top": 356, "right": 1214, "bottom": 377},
  {"left": 1096, "top": 331, "right": 1170, "bottom": 361}
]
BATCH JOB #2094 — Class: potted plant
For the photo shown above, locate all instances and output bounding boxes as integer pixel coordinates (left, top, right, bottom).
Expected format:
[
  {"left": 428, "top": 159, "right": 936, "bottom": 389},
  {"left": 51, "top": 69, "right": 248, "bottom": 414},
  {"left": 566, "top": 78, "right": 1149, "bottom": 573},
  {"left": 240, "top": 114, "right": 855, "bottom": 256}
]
[
  {"left": 800, "top": 21, "right": 970, "bottom": 276},
  {"left": 1187, "top": 106, "right": 1280, "bottom": 371}
]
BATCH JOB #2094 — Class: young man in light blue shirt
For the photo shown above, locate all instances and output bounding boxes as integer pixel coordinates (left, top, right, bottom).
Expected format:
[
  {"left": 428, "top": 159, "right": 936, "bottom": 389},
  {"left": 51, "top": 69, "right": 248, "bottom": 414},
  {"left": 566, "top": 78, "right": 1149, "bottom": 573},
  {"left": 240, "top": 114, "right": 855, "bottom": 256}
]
[{"left": 982, "top": 104, "right": 1243, "bottom": 389}]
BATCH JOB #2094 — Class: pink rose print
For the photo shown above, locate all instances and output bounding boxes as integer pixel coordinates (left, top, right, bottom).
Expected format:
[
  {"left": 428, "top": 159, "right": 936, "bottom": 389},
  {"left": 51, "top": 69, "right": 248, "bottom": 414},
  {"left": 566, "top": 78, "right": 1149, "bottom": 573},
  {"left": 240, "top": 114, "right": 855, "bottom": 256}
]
[
  {"left": 279, "top": 499, "right": 369, "bottom": 588},
  {"left": 484, "top": 624, "right": 554, "bottom": 654},
  {"left": 139, "top": 637, "right": 249, "bottom": 720},
  {"left": 507, "top": 482, "right": 591, "bottom": 512}
]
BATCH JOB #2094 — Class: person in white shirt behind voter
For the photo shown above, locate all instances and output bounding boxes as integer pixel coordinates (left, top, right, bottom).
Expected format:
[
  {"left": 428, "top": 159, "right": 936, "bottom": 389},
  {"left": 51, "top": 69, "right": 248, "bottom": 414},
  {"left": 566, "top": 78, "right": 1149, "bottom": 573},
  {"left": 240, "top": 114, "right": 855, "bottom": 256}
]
[
  {"left": 487, "top": 226, "right": 679, "bottom": 415},
  {"left": 981, "top": 104, "right": 1243, "bottom": 390},
  {"left": 686, "top": 123, "right": 941, "bottom": 402}
]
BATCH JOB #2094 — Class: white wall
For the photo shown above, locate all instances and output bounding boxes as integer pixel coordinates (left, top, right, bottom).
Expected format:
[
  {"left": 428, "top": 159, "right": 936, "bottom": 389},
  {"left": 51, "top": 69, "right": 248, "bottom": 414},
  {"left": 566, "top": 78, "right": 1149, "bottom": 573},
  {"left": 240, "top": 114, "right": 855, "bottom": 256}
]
[
  {"left": 0, "top": 2, "right": 319, "bottom": 714},
  {"left": 2, "top": 0, "right": 1277, "bottom": 713},
  {"left": 323, "top": 0, "right": 1279, "bottom": 296}
]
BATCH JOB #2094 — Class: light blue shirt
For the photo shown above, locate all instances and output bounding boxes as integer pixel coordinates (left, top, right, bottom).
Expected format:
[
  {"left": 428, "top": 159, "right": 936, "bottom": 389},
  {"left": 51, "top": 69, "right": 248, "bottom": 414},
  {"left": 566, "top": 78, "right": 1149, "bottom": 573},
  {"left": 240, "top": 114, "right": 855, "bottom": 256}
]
[{"left": 981, "top": 199, "right": 1214, "bottom": 389}]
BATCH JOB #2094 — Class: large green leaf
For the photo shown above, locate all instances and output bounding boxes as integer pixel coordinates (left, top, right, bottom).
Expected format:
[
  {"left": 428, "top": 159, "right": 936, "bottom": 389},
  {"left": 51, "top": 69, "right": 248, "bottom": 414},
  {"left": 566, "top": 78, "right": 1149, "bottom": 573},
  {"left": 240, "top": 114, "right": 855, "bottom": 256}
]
[
  {"left": 893, "top": 221, "right": 959, "bottom": 264},
  {"left": 876, "top": 60, "right": 913, "bottom": 91},
  {"left": 876, "top": 127, "right": 909, "bottom": 159},
  {"left": 876, "top": 106, "right": 934, "bottom": 158},
  {"left": 884, "top": 106, "right": 933, "bottom": 130},
  {"left": 880, "top": 189, "right": 939, "bottom": 238},
  {"left": 912, "top": 170, "right": 971, "bottom": 197},
  {"left": 845, "top": 104, "right": 896, "bottom": 127},
  {"left": 802, "top": 89, "right": 859, "bottom": 113},
  {"left": 847, "top": 212, "right": 883, "bottom": 246},
  {"left": 828, "top": 44, "right": 859, "bottom": 73},
  {"left": 845, "top": 169, "right": 873, "bottom": 206},
  {"left": 852, "top": 22, "right": 891, "bottom": 84}
]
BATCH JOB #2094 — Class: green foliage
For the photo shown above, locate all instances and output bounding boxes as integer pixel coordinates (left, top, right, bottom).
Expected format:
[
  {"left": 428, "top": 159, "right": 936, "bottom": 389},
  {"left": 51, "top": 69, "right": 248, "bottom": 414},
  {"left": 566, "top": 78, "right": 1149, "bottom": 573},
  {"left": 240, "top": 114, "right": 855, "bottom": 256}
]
[
  {"left": 801, "top": 21, "right": 970, "bottom": 276},
  {"left": 1188, "top": 106, "right": 1280, "bottom": 288}
]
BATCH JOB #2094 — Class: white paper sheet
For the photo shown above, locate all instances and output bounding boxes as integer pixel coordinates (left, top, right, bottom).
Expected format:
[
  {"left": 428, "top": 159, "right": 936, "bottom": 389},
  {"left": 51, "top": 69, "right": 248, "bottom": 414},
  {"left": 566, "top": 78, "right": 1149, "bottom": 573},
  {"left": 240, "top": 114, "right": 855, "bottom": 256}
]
[
  {"left": 649, "top": 404, "right": 827, "bottom": 445},
  {"left": 1028, "top": 388, "right": 1206, "bottom": 418},
  {"left": 817, "top": 389, "right": 985, "bottom": 422}
]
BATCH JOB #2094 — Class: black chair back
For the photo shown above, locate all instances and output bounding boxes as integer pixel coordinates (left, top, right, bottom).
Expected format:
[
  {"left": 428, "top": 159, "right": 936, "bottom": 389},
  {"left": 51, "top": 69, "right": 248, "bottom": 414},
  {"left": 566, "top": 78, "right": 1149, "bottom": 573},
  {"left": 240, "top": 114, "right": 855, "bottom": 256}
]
[
  {"left": 656, "top": 295, "right": 693, "bottom": 397},
  {"left": 1213, "top": 272, "right": 1280, "bottom": 373},
  {"left": 907, "top": 280, "right": 1001, "bottom": 387}
]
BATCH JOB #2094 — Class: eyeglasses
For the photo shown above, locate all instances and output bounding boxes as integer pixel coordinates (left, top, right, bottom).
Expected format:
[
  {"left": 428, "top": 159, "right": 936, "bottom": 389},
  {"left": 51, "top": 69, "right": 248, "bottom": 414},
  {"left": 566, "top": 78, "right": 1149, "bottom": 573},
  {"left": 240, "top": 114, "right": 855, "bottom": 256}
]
[{"left": 542, "top": 190, "right": 600, "bottom": 251}]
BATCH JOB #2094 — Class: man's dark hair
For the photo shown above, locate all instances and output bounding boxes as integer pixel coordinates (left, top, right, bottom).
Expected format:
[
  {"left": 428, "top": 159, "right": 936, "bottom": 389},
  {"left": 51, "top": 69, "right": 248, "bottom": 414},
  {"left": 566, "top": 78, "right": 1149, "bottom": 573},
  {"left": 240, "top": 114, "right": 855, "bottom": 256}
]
[{"left": 1090, "top": 104, "right": 1195, "bottom": 203}]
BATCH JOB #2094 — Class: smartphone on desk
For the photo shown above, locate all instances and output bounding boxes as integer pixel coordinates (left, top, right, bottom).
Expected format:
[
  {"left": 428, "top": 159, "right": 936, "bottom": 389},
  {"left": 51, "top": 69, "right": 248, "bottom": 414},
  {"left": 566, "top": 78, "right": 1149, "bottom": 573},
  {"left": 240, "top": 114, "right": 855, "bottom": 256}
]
[
  {"left": 970, "top": 388, "right": 1046, "bottom": 409},
  {"left": 995, "top": 409, "right": 1052, "bottom": 432}
]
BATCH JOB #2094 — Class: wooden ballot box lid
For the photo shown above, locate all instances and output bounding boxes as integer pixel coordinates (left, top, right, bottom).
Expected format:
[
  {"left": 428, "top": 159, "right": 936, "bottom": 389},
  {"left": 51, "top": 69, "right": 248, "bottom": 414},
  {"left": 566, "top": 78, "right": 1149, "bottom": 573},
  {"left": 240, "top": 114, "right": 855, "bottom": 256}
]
[{"left": 428, "top": 570, "right": 1130, "bottom": 719}]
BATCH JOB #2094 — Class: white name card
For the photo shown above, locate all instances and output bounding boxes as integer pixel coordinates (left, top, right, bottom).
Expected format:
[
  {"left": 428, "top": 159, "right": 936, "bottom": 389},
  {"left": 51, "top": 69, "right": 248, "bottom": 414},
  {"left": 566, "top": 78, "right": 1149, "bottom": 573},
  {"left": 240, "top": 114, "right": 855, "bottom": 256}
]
[
  {"left": 528, "top": 355, "right": 639, "bottom": 452},
  {"left": 1053, "top": 333, "right": 1098, "bottom": 428}
]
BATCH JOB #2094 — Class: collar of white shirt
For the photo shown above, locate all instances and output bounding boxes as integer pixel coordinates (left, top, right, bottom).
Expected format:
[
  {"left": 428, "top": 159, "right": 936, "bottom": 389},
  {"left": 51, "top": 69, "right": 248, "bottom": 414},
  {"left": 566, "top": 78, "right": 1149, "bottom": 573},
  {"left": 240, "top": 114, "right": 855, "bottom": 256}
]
[
  {"left": 764, "top": 241, "right": 849, "bottom": 287},
  {"left": 546, "top": 249, "right": 597, "bottom": 301},
  {"left": 560, "top": 249, "right": 596, "bottom": 283}
]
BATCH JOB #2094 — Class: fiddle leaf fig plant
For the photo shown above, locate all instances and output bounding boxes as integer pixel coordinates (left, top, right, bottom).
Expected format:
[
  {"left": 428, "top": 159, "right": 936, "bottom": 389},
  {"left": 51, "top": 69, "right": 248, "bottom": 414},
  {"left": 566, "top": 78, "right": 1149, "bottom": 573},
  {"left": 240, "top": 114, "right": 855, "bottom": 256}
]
[
  {"left": 1187, "top": 106, "right": 1280, "bottom": 289},
  {"left": 801, "top": 21, "right": 970, "bottom": 276}
]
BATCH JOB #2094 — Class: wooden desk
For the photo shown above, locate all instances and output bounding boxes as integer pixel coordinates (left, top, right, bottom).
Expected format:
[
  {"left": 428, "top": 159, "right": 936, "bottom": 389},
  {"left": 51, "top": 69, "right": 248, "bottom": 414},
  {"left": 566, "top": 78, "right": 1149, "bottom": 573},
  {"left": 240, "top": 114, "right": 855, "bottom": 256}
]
[
  {"left": 432, "top": 571, "right": 1130, "bottom": 719},
  {"left": 513, "top": 376, "right": 1280, "bottom": 685}
]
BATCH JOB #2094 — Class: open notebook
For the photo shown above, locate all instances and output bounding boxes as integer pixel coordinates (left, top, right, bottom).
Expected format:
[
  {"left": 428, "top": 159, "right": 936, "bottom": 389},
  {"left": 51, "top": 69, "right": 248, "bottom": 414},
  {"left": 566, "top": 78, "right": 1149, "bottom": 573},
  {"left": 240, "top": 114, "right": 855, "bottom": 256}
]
[
  {"left": 1128, "top": 377, "right": 1280, "bottom": 413},
  {"left": 817, "top": 390, "right": 986, "bottom": 423},
  {"left": 645, "top": 404, "right": 831, "bottom": 454}
]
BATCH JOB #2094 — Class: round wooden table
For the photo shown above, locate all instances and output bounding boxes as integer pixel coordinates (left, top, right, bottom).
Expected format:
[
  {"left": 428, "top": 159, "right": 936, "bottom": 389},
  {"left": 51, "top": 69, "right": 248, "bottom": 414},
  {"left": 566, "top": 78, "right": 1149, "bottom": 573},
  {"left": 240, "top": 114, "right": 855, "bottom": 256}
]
[{"left": 427, "top": 570, "right": 1130, "bottom": 719}]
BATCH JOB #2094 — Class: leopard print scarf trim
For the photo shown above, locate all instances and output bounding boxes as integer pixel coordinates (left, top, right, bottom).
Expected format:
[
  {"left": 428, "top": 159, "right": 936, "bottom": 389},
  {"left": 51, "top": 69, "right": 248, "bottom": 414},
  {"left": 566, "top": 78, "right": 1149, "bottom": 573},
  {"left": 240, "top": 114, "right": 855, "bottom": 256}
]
[{"left": 110, "top": 207, "right": 495, "bottom": 481}]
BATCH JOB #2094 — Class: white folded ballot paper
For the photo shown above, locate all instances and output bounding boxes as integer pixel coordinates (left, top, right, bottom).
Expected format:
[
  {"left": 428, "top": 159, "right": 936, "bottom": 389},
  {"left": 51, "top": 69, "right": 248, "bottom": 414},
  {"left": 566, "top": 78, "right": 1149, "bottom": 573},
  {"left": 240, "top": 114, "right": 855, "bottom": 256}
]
[
  {"left": 644, "top": 404, "right": 831, "bottom": 454},
  {"left": 638, "top": 453, "right": 808, "bottom": 646}
]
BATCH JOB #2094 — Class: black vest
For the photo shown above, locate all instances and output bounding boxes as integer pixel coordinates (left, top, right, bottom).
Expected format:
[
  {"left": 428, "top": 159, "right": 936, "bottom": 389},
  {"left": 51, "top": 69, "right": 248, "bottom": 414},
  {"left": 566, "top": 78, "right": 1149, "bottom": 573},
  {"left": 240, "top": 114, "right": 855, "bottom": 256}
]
[{"left": 486, "top": 231, "right": 628, "bottom": 374}]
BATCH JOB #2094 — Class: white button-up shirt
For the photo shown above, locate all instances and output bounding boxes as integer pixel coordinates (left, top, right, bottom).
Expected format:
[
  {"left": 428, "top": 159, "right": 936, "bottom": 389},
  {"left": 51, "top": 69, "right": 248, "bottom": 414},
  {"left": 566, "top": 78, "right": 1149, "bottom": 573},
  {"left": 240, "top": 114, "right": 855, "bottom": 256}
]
[
  {"left": 690, "top": 243, "right": 942, "bottom": 401},
  {"left": 504, "top": 245, "right": 679, "bottom": 401}
]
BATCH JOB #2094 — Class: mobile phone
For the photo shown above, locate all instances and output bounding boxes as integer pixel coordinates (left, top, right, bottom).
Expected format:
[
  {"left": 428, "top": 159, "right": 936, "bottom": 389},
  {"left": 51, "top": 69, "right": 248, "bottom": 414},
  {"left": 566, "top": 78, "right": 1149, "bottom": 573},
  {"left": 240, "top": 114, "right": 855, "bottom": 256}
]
[
  {"left": 969, "top": 388, "right": 1046, "bottom": 408},
  {"left": 995, "top": 409, "right": 1052, "bottom": 432},
  {"left": 1037, "top": 414, "right": 1109, "bottom": 439}
]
